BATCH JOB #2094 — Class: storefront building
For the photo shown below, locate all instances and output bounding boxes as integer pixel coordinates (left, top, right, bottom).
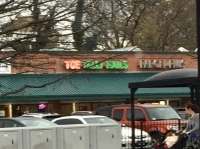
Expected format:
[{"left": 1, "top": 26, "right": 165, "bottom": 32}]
[{"left": 0, "top": 51, "right": 197, "bottom": 117}]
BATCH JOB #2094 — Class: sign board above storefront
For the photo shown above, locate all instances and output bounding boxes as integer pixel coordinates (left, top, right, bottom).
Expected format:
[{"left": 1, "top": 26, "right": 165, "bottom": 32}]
[
  {"left": 139, "top": 59, "right": 185, "bottom": 69},
  {"left": 0, "top": 63, "right": 11, "bottom": 74},
  {"left": 64, "top": 60, "right": 129, "bottom": 70}
]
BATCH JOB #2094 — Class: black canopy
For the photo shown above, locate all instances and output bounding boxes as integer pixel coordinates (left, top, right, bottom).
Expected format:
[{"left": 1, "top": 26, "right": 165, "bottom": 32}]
[{"left": 129, "top": 69, "right": 198, "bottom": 89}]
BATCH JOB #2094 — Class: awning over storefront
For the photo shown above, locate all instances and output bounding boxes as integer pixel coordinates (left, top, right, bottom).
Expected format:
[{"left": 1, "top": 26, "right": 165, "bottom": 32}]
[{"left": 0, "top": 72, "right": 190, "bottom": 102}]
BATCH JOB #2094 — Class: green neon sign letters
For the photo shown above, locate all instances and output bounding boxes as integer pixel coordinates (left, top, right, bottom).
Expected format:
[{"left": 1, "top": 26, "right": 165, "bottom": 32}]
[{"left": 82, "top": 60, "right": 129, "bottom": 70}]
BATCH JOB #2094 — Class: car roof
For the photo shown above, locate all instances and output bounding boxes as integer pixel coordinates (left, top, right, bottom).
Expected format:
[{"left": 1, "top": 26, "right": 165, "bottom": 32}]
[
  {"left": 96, "top": 104, "right": 171, "bottom": 110},
  {"left": 22, "top": 113, "right": 61, "bottom": 116},
  {"left": 135, "top": 104, "right": 171, "bottom": 108},
  {"left": 0, "top": 117, "right": 44, "bottom": 120},
  {"left": 68, "top": 115, "right": 106, "bottom": 118},
  {"left": 52, "top": 115, "right": 107, "bottom": 121},
  {"left": 70, "top": 111, "right": 95, "bottom": 115},
  {"left": 173, "top": 107, "right": 185, "bottom": 110}
]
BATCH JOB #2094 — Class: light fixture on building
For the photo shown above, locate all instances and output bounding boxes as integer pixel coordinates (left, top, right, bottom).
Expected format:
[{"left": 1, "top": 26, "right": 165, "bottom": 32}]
[{"left": 159, "top": 101, "right": 165, "bottom": 105}]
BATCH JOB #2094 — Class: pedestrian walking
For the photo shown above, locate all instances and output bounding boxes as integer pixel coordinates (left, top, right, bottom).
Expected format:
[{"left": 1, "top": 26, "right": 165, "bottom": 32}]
[{"left": 182, "top": 103, "right": 200, "bottom": 149}]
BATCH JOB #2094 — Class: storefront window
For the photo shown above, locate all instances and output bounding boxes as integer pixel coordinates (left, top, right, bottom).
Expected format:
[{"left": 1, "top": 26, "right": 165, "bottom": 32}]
[
  {"left": 169, "top": 101, "right": 180, "bottom": 107},
  {"left": 79, "top": 106, "right": 87, "bottom": 111},
  {"left": 0, "top": 110, "right": 5, "bottom": 117},
  {"left": 12, "top": 104, "right": 48, "bottom": 116}
]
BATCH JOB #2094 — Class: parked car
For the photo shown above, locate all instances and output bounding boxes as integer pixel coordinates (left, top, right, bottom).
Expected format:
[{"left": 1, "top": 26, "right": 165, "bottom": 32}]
[
  {"left": 94, "top": 104, "right": 187, "bottom": 138},
  {"left": 51, "top": 115, "right": 151, "bottom": 148},
  {"left": 52, "top": 115, "right": 119, "bottom": 125},
  {"left": 121, "top": 126, "right": 151, "bottom": 149},
  {"left": 21, "top": 113, "right": 62, "bottom": 121},
  {"left": 0, "top": 117, "right": 58, "bottom": 128},
  {"left": 173, "top": 107, "right": 190, "bottom": 120}
]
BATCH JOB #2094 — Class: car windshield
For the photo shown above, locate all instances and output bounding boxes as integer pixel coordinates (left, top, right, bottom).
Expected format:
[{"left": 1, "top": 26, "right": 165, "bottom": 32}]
[
  {"left": 146, "top": 107, "right": 181, "bottom": 120},
  {"left": 18, "top": 119, "right": 58, "bottom": 127},
  {"left": 83, "top": 117, "right": 118, "bottom": 124}
]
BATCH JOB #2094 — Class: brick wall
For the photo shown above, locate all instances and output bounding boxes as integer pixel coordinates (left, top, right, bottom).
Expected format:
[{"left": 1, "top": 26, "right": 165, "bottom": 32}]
[{"left": 11, "top": 52, "right": 197, "bottom": 74}]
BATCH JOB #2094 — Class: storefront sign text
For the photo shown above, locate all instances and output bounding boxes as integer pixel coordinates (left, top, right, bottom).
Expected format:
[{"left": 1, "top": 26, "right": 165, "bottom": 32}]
[
  {"left": 139, "top": 59, "right": 185, "bottom": 69},
  {"left": 0, "top": 63, "right": 11, "bottom": 74},
  {"left": 64, "top": 60, "right": 129, "bottom": 70},
  {"left": 64, "top": 60, "right": 82, "bottom": 69}
]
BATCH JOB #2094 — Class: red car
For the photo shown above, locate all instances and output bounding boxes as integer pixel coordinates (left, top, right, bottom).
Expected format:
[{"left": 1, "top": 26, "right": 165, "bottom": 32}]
[{"left": 95, "top": 104, "right": 187, "bottom": 137}]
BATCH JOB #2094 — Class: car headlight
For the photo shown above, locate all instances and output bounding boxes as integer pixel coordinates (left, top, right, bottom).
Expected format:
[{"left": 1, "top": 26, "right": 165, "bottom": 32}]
[{"left": 167, "top": 125, "right": 179, "bottom": 130}]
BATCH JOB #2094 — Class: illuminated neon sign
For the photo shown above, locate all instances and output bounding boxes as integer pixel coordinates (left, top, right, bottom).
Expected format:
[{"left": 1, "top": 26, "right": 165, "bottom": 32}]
[
  {"left": 64, "top": 60, "right": 82, "bottom": 69},
  {"left": 38, "top": 104, "right": 46, "bottom": 110},
  {"left": 64, "top": 60, "right": 129, "bottom": 70}
]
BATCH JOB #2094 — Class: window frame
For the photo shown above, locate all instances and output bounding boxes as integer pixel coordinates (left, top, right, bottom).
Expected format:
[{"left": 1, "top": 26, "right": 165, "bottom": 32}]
[
  {"left": 126, "top": 109, "right": 146, "bottom": 121},
  {"left": 54, "top": 118, "right": 83, "bottom": 125},
  {"left": 0, "top": 119, "right": 5, "bottom": 128},
  {"left": 113, "top": 109, "right": 124, "bottom": 121},
  {"left": 4, "top": 120, "right": 23, "bottom": 128}
]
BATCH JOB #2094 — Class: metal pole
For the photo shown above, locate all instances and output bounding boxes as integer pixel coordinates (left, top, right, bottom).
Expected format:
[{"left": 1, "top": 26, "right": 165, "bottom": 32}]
[
  {"left": 140, "top": 120, "right": 143, "bottom": 149},
  {"left": 190, "top": 87, "right": 195, "bottom": 104},
  {"left": 196, "top": 0, "right": 200, "bottom": 136},
  {"left": 131, "top": 89, "right": 135, "bottom": 149},
  {"left": 196, "top": 0, "right": 200, "bottom": 106},
  {"left": 195, "top": 86, "right": 199, "bottom": 105}
]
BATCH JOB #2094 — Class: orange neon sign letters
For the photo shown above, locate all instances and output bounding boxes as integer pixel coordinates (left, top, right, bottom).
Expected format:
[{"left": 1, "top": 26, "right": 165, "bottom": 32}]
[
  {"left": 64, "top": 60, "right": 129, "bottom": 70},
  {"left": 64, "top": 60, "right": 82, "bottom": 69}
]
